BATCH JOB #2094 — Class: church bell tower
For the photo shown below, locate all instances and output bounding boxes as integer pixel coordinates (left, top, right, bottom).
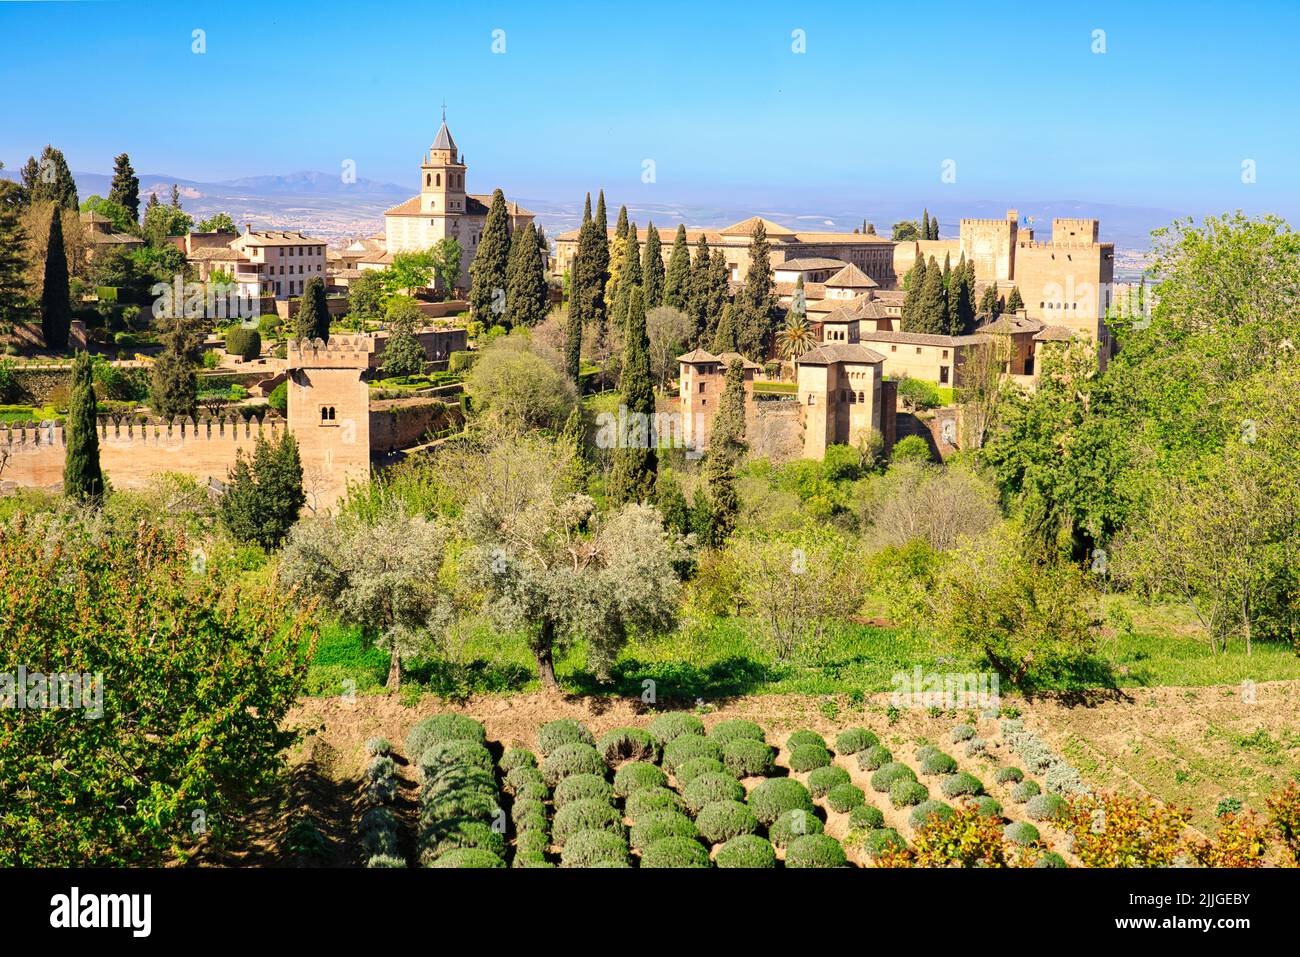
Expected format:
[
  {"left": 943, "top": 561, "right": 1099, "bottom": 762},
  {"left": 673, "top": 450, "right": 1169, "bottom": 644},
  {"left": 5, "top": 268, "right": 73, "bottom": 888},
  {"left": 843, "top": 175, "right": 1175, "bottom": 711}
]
[{"left": 420, "top": 107, "right": 467, "bottom": 216}]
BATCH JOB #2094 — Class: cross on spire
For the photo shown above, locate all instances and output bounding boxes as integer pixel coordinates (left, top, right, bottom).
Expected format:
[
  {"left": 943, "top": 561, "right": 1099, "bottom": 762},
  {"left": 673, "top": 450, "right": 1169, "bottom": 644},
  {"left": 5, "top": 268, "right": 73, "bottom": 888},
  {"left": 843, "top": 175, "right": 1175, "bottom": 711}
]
[{"left": 441, "top": 99, "right": 447, "bottom": 123}]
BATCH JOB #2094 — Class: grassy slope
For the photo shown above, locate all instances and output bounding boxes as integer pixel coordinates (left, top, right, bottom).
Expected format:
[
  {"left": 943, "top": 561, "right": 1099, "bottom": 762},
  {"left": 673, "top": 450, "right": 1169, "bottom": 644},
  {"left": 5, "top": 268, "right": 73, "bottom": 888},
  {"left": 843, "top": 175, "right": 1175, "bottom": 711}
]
[{"left": 304, "top": 610, "right": 1300, "bottom": 701}]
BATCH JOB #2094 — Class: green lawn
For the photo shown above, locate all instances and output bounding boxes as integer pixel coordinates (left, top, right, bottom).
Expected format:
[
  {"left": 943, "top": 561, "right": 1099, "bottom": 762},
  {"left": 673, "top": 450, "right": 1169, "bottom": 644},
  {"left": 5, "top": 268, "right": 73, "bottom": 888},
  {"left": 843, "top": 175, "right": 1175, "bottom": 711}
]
[
  {"left": 753, "top": 380, "right": 797, "bottom": 395},
  {"left": 302, "top": 612, "right": 1300, "bottom": 702},
  {"left": 0, "top": 404, "right": 60, "bottom": 424}
]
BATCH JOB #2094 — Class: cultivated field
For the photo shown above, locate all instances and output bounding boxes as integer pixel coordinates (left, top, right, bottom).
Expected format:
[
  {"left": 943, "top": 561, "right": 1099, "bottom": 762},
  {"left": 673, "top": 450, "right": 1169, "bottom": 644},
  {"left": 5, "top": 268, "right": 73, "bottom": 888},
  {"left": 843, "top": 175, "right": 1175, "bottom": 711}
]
[{"left": 217, "top": 680, "right": 1300, "bottom": 867}]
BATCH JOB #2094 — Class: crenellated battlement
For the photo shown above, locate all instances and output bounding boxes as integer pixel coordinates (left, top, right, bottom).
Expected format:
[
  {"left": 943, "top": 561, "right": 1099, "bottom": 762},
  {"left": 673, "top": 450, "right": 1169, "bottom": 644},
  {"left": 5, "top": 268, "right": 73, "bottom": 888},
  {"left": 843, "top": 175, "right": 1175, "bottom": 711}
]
[
  {"left": 287, "top": 335, "right": 377, "bottom": 369},
  {"left": 0, "top": 414, "right": 286, "bottom": 450},
  {"left": 1016, "top": 240, "right": 1113, "bottom": 252}
]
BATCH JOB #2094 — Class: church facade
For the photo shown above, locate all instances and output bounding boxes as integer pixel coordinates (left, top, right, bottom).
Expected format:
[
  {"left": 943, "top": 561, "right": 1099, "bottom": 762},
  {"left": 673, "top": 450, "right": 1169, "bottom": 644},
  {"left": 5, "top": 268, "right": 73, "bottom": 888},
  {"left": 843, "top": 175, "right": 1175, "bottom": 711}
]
[{"left": 383, "top": 115, "right": 537, "bottom": 289}]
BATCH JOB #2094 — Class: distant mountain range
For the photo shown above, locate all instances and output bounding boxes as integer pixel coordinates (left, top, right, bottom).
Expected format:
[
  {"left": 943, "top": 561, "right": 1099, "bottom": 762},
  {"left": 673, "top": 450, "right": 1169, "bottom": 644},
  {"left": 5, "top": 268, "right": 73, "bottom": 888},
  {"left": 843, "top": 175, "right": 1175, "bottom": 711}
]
[{"left": 2, "top": 168, "right": 1168, "bottom": 275}]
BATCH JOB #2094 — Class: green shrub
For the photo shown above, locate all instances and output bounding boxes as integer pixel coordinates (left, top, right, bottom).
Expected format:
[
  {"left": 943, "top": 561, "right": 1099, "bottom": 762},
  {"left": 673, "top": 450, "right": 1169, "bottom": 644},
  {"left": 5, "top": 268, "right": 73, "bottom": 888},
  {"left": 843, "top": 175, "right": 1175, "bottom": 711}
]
[
  {"left": 429, "top": 847, "right": 505, "bottom": 868},
  {"left": 553, "top": 773, "right": 613, "bottom": 808},
  {"left": 748, "top": 778, "right": 815, "bottom": 826},
  {"left": 996, "top": 767, "right": 1025, "bottom": 785},
  {"left": 1034, "top": 851, "right": 1067, "bottom": 868},
  {"left": 512, "top": 850, "right": 552, "bottom": 868},
  {"left": 715, "top": 834, "right": 776, "bottom": 868},
  {"left": 675, "top": 757, "right": 727, "bottom": 785},
  {"left": 1025, "top": 793, "right": 1067, "bottom": 822},
  {"left": 647, "top": 712, "right": 705, "bottom": 745},
  {"left": 268, "top": 380, "right": 287, "bottom": 412},
  {"left": 499, "top": 749, "right": 537, "bottom": 774},
  {"left": 538, "top": 719, "right": 595, "bottom": 757},
  {"left": 683, "top": 772, "right": 745, "bottom": 814},
  {"left": 834, "top": 727, "right": 879, "bottom": 755},
  {"left": 224, "top": 327, "right": 261, "bottom": 360},
  {"left": 596, "top": 727, "right": 659, "bottom": 765},
  {"left": 613, "top": 761, "right": 667, "bottom": 797},
  {"left": 870, "top": 762, "right": 917, "bottom": 793},
  {"left": 828, "top": 782, "right": 867, "bottom": 813},
  {"left": 890, "top": 779, "right": 929, "bottom": 808},
  {"left": 513, "top": 778, "right": 549, "bottom": 802},
  {"left": 964, "top": 737, "right": 988, "bottom": 757},
  {"left": 422, "top": 820, "right": 505, "bottom": 862},
  {"left": 858, "top": 745, "right": 893, "bottom": 771},
  {"left": 708, "top": 719, "right": 766, "bottom": 745},
  {"left": 848, "top": 805, "right": 885, "bottom": 831},
  {"left": 722, "top": 738, "right": 775, "bottom": 778},
  {"left": 788, "top": 744, "right": 833, "bottom": 773},
  {"left": 511, "top": 800, "right": 548, "bottom": 832},
  {"left": 663, "top": 735, "right": 724, "bottom": 775},
  {"left": 891, "top": 434, "right": 933, "bottom": 463},
  {"left": 406, "top": 714, "right": 486, "bottom": 758},
  {"left": 552, "top": 799, "right": 623, "bottom": 845},
  {"left": 941, "top": 772, "right": 984, "bottom": 798},
  {"left": 807, "top": 765, "right": 851, "bottom": 798},
  {"left": 560, "top": 829, "right": 628, "bottom": 868},
  {"left": 625, "top": 786, "right": 685, "bottom": 819},
  {"left": 641, "top": 835, "right": 711, "bottom": 868},
  {"left": 920, "top": 751, "right": 958, "bottom": 776},
  {"left": 786, "top": 834, "right": 847, "bottom": 868},
  {"left": 417, "top": 739, "right": 494, "bottom": 776},
  {"left": 367, "top": 853, "right": 406, "bottom": 868},
  {"left": 1011, "top": 780, "right": 1041, "bottom": 803},
  {"left": 972, "top": 796, "right": 1003, "bottom": 818},
  {"left": 768, "top": 808, "right": 824, "bottom": 847},
  {"left": 914, "top": 745, "right": 941, "bottom": 763},
  {"left": 910, "top": 800, "right": 956, "bottom": 830},
  {"left": 695, "top": 800, "right": 759, "bottom": 844},
  {"left": 365, "top": 737, "right": 392, "bottom": 757},
  {"left": 786, "top": 730, "right": 828, "bottom": 751},
  {"left": 515, "top": 829, "right": 550, "bottom": 856},
  {"left": 951, "top": 723, "right": 976, "bottom": 742},
  {"left": 1004, "top": 821, "right": 1041, "bottom": 846},
  {"left": 629, "top": 811, "right": 698, "bottom": 851},
  {"left": 862, "top": 827, "right": 906, "bottom": 859},
  {"left": 542, "top": 743, "right": 606, "bottom": 786}
]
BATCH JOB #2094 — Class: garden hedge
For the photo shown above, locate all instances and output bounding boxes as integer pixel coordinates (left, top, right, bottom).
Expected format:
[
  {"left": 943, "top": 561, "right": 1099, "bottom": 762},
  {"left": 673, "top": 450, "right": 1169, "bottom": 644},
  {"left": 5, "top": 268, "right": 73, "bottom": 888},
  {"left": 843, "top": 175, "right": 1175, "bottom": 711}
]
[
  {"left": 695, "top": 800, "right": 759, "bottom": 844},
  {"left": 715, "top": 834, "right": 777, "bottom": 868}
]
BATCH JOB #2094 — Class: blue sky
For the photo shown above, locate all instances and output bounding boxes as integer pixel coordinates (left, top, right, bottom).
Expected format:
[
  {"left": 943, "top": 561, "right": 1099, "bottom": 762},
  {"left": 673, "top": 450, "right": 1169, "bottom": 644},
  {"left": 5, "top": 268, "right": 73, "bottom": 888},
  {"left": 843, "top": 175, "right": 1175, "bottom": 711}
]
[{"left": 1, "top": 0, "right": 1296, "bottom": 220}]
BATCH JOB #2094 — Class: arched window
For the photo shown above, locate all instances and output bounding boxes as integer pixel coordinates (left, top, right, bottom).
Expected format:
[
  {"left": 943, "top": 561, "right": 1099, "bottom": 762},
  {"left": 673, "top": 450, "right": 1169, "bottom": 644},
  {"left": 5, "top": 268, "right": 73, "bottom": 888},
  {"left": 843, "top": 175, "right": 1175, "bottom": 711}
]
[
  {"left": 425, "top": 173, "right": 431, "bottom": 187},
  {"left": 436, "top": 173, "right": 441, "bottom": 187}
]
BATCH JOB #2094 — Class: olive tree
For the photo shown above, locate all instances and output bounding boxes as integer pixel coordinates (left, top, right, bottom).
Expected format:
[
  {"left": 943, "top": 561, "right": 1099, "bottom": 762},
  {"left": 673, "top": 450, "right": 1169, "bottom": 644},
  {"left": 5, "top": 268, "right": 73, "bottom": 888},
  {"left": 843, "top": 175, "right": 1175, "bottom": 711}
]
[
  {"left": 278, "top": 505, "right": 452, "bottom": 691},
  {"left": 438, "top": 432, "right": 681, "bottom": 688}
]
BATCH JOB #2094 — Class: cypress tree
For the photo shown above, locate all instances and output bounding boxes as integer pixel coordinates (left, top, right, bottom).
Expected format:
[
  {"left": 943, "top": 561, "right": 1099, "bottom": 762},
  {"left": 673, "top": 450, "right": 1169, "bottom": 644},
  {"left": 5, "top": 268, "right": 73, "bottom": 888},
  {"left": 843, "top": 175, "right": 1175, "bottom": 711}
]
[
  {"left": 979, "top": 282, "right": 1001, "bottom": 317},
  {"left": 63, "top": 351, "right": 104, "bottom": 504},
  {"left": 109, "top": 153, "right": 140, "bottom": 223},
  {"left": 711, "top": 303, "right": 738, "bottom": 353},
  {"left": 914, "top": 256, "right": 948, "bottom": 335},
  {"left": 39, "top": 207, "right": 72, "bottom": 350},
  {"left": 149, "top": 318, "right": 199, "bottom": 420},
  {"left": 0, "top": 174, "right": 32, "bottom": 327},
  {"left": 564, "top": 194, "right": 592, "bottom": 383},
  {"left": 605, "top": 204, "right": 631, "bottom": 308},
  {"left": 921, "top": 209, "right": 931, "bottom": 241},
  {"left": 866, "top": 221, "right": 877, "bottom": 235},
  {"left": 701, "top": 358, "right": 746, "bottom": 546},
  {"left": 506, "top": 221, "right": 548, "bottom": 328},
  {"left": 295, "top": 276, "right": 331, "bottom": 341},
  {"left": 703, "top": 250, "right": 731, "bottom": 344},
  {"left": 641, "top": 221, "right": 665, "bottom": 308},
  {"left": 610, "top": 224, "right": 641, "bottom": 333},
  {"left": 901, "top": 255, "right": 927, "bottom": 331},
  {"left": 949, "top": 253, "right": 975, "bottom": 335},
  {"left": 607, "top": 285, "right": 657, "bottom": 505},
  {"left": 654, "top": 470, "right": 691, "bottom": 537},
  {"left": 589, "top": 190, "right": 610, "bottom": 327},
  {"left": 662, "top": 224, "right": 690, "bottom": 311},
  {"left": 733, "top": 221, "right": 774, "bottom": 358},
  {"left": 469, "top": 188, "right": 511, "bottom": 324},
  {"left": 1006, "top": 285, "right": 1025, "bottom": 314},
  {"left": 687, "top": 233, "right": 713, "bottom": 341}
]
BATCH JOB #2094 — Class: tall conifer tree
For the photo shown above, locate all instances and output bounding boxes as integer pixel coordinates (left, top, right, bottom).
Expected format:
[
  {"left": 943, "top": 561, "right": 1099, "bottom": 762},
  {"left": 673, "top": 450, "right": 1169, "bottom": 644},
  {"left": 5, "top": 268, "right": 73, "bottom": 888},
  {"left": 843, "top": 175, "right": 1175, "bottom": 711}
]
[
  {"left": 663, "top": 224, "right": 690, "bottom": 311},
  {"left": 733, "top": 221, "right": 774, "bottom": 358},
  {"left": 63, "top": 352, "right": 104, "bottom": 503},
  {"left": 641, "top": 221, "right": 665, "bottom": 308},
  {"left": 607, "top": 285, "right": 657, "bottom": 505},
  {"left": 40, "top": 207, "right": 71, "bottom": 350},
  {"left": 109, "top": 153, "right": 140, "bottom": 223},
  {"left": 506, "top": 221, "right": 547, "bottom": 327},
  {"left": 564, "top": 194, "right": 592, "bottom": 383},
  {"left": 469, "top": 188, "right": 511, "bottom": 324},
  {"left": 0, "top": 173, "right": 31, "bottom": 327}
]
